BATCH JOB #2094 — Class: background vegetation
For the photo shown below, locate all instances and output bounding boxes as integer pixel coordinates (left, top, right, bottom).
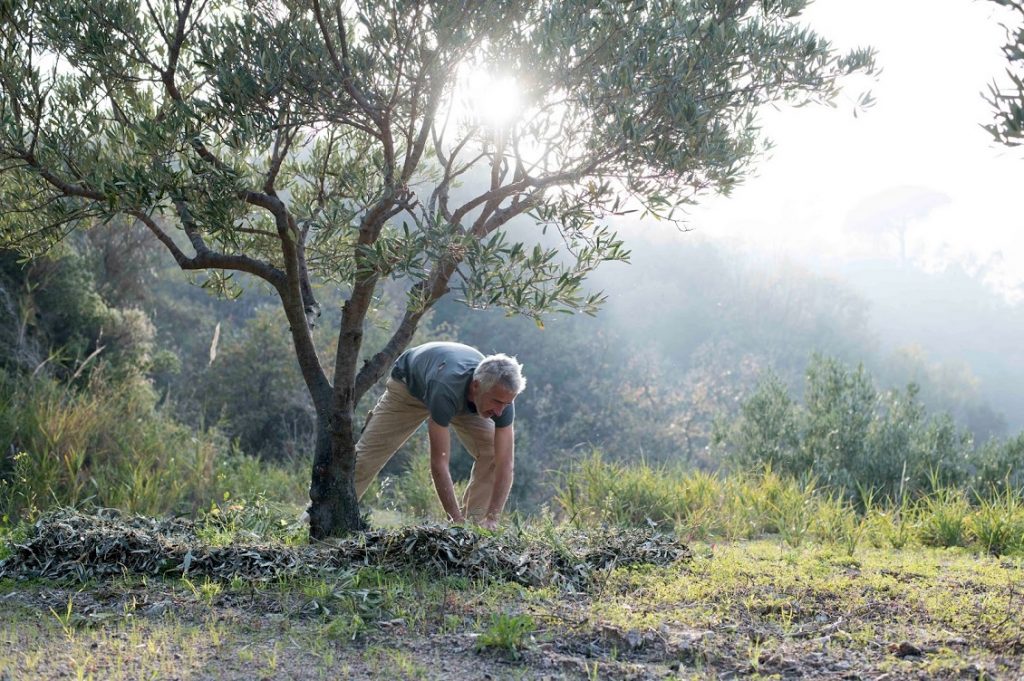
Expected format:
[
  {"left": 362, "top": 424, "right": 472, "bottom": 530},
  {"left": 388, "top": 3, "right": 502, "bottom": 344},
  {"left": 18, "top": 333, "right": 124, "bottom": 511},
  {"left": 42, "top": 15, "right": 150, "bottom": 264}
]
[{"left": 2, "top": 223, "right": 1023, "bottom": 556}]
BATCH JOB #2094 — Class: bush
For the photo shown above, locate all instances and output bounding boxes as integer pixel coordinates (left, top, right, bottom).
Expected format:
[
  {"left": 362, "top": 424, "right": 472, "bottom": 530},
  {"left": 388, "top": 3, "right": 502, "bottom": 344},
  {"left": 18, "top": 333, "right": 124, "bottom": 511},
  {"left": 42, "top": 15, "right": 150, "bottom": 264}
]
[
  {"left": 974, "top": 434, "right": 1024, "bottom": 493},
  {"left": 713, "top": 372, "right": 803, "bottom": 473},
  {"left": 0, "top": 369, "right": 307, "bottom": 523},
  {"left": 716, "top": 355, "right": 992, "bottom": 503}
]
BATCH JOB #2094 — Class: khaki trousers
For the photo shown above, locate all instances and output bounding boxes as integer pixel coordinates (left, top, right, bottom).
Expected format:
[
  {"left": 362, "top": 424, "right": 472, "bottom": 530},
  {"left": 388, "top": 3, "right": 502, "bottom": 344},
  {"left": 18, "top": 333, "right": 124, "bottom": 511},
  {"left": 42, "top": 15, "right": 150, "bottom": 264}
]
[{"left": 354, "top": 378, "right": 498, "bottom": 520}]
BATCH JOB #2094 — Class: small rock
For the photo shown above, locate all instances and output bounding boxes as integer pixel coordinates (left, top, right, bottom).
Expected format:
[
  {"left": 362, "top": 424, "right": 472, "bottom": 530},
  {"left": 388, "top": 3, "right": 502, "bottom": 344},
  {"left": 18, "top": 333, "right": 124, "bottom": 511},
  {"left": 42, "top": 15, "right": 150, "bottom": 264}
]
[{"left": 890, "top": 641, "right": 922, "bottom": 658}]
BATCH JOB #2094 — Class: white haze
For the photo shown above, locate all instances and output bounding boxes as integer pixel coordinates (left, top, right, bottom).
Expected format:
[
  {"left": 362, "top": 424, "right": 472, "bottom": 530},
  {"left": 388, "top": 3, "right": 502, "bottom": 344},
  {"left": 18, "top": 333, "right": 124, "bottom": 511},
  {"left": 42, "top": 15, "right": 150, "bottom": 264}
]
[
  {"left": 596, "top": 0, "right": 1024, "bottom": 431},
  {"left": 673, "top": 0, "right": 1024, "bottom": 300}
]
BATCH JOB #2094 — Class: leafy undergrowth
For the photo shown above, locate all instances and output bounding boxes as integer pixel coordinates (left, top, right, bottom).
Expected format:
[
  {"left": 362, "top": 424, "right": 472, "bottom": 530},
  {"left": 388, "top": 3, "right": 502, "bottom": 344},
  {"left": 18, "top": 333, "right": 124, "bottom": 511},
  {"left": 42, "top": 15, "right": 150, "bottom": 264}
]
[{"left": 1, "top": 514, "right": 1023, "bottom": 680}]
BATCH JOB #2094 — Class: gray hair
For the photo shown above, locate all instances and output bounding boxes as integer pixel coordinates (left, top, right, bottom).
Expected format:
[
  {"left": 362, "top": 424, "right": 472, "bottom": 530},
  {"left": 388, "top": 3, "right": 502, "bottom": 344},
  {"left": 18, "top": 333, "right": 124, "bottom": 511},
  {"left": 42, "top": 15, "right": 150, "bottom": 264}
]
[{"left": 474, "top": 353, "right": 526, "bottom": 394}]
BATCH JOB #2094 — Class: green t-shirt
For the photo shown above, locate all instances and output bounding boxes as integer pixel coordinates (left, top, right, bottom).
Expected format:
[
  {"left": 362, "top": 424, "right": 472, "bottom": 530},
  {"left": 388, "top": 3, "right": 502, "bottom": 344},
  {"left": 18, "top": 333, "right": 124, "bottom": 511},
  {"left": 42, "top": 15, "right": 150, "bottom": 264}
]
[{"left": 391, "top": 342, "right": 515, "bottom": 428}]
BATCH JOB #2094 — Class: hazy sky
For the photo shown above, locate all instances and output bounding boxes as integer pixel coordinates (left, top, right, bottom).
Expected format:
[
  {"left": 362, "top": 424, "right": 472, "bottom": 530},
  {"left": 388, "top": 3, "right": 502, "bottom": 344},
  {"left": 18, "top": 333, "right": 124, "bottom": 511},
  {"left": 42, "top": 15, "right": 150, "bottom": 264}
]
[{"left": 668, "top": 0, "right": 1024, "bottom": 302}]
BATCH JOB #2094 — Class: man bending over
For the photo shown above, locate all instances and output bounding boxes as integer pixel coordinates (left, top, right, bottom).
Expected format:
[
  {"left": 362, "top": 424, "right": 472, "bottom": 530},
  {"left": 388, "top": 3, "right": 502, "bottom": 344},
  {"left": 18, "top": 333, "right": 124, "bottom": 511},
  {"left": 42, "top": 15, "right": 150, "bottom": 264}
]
[{"left": 354, "top": 341, "right": 526, "bottom": 529}]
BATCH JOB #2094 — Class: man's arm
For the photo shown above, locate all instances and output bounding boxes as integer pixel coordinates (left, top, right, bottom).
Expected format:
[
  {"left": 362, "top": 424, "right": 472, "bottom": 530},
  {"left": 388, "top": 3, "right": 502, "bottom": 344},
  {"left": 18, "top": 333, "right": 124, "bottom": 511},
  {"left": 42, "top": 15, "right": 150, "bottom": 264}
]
[
  {"left": 482, "top": 424, "right": 515, "bottom": 529},
  {"left": 427, "top": 419, "right": 464, "bottom": 523}
]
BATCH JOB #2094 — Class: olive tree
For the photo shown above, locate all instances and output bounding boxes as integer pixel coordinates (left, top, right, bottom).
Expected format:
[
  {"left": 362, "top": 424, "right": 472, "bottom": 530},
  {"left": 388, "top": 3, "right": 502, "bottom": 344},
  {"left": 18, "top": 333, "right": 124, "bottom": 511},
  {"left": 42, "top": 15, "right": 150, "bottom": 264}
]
[
  {"left": 985, "top": 0, "right": 1024, "bottom": 145},
  {"left": 0, "top": 0, "right": 874, "bottom": 537}
]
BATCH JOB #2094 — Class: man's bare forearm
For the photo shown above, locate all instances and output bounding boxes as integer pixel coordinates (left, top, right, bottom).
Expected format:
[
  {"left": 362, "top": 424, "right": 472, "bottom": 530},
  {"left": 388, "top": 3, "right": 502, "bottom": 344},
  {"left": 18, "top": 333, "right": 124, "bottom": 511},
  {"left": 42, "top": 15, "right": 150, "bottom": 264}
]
[
  {"left": 431, "top": 461, "right": 463, "bottom": 522},
  {"left": 485, "top": 425, "right": 516, "bottom": 522},
  {"left": 428, "top": 419, "right": 463, "bottom": 522}
]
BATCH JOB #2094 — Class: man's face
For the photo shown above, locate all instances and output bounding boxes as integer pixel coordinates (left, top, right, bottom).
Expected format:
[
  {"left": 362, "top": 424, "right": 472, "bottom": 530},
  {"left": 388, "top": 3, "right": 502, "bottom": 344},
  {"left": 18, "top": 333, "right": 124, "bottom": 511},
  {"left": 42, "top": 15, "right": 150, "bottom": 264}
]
[{"left": 471, "top": 381, "right": 516, "bottom": 419}]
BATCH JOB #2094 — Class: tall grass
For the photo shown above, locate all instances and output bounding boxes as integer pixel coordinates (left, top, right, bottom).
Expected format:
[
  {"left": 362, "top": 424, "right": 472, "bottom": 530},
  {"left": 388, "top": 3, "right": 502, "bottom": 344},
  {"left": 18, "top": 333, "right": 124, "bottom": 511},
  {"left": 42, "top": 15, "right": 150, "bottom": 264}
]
[
  {"left": 554, "top": 452, "right": 823, "bottom": 541},
  {"left": 554, "top": 451, "right": 1024, "bottom": 556},
  {"left": 967, "top": 487, "right": 1024, "bottom": 555},
  {"left": 0, "top": 370, "right": 308, "bottom": 524}
]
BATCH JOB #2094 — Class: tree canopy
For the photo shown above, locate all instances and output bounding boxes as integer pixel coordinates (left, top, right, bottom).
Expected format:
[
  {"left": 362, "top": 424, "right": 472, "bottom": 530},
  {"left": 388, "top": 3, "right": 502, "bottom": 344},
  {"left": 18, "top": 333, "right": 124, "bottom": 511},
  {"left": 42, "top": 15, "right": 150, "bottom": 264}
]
[{"left": 0, "top": 0, "right": 875, "bottom": 536}]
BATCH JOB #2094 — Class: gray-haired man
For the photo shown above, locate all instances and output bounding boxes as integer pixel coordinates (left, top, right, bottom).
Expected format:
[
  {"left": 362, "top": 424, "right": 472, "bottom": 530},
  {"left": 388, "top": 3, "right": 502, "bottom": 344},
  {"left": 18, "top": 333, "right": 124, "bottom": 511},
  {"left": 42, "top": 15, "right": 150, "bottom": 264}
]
[{"left": 354, "top": 341, "right": 526, "bottom": 529}]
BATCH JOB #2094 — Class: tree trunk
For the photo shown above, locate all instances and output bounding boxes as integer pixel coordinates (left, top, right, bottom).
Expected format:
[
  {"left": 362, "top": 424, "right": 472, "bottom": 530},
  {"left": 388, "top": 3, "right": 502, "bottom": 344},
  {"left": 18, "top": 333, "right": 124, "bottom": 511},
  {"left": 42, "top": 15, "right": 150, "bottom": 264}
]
[{"left": 308, "top": 404, "right": 366, "bottom": 539}]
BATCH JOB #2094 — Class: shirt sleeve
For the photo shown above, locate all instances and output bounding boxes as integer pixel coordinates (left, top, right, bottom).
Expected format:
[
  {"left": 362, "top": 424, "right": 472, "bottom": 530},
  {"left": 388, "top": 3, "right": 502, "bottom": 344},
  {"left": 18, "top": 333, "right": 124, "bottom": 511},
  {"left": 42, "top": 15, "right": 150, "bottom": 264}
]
[{"left": 425, "top": 385, "right": 459, "bottom": 427}]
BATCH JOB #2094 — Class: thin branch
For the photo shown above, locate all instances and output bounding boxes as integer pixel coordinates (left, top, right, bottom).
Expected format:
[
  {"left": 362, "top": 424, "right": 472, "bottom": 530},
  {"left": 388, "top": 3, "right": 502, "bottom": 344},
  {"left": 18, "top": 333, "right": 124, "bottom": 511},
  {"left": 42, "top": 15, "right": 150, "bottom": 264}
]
[
  {"left": 235, "top": 226, "right": 280, "bottom": 239},
  {"left": 168, "top": 0, "right": 192, "bottom": 74},
  {"left": 310, "top": 0, "right": 383, "bottom": 126},
  {"left": 264, "top": 119, "right": 295, "bottom": 194}
]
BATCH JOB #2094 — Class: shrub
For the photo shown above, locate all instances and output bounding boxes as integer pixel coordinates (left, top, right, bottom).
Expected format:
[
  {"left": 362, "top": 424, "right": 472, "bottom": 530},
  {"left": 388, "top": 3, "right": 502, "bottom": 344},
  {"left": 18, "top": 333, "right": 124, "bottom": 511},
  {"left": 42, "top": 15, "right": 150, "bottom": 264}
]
[
  {"left": 974, "top": 434, "right": 1024, "bottom": 494},
  {"left": 717, "top": 355, "right": 987, "bottom": 503},
  {"left": 0, "top": 369, "right": 307, "bottom": 523},
  {"left": 198, "top": 307, "right": 318, "bottom": 462},
  {"left": 713, "top": 372, "right": 803, "bottom": 473}
]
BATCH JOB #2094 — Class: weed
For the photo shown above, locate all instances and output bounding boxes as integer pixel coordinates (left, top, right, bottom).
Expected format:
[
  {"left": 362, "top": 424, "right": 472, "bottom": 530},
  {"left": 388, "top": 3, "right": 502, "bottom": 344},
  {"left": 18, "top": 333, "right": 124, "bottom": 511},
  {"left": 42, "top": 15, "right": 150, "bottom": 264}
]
[
  {"left": 182, "top": 576, "right": 222, "bottom": 605},
  {"left": 919, "top": 487, "right": 971, "bottom": 548},
  {"left": 816, "top": 494, "right": 865, "bottom": 556},
  {"left": 322, "top": 614, "right": 366, "bottom": 642},
  {"left": 475, "top": 613, "right": 535, "bottom": 659},
  {"left": 49, "top": 594, "right": 79, "bottom": 640},
  {"left": 968, "top": 487, "right": 1024, "bottom": 556},
  {"left": 260, "top": 642, "right": 280, "bottom": 676},
  {"left": 765, "top": 474, "right": 818, "bottom": 548}
]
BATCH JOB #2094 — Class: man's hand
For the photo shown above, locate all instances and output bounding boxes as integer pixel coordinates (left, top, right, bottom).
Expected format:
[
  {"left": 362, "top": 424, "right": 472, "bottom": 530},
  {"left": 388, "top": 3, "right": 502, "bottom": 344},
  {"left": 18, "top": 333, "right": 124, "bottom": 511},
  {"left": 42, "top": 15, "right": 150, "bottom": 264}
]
[{"left": 478, "top": 515, "right": 499, "bottom": 531}]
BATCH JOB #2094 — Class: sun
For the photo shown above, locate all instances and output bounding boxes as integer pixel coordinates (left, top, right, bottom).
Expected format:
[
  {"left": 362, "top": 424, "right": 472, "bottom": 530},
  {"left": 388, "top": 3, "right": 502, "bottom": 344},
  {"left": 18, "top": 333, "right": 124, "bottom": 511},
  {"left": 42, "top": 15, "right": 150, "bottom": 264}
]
[{"left": 453, "top": 65, "right": 523, "bottom": 130}]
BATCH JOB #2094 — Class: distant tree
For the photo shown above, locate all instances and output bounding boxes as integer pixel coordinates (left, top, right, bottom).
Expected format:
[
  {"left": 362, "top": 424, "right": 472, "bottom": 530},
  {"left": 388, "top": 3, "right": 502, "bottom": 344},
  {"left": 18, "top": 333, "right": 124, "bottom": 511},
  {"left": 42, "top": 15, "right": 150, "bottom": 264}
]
[
  {"left": 716, "top": 355, "right": 978, "bottom": 501},
  {"left": 985, "top": 0, "right": 1024, "bottom": 145},
  {"left": 0, "top": 0, "right": 874, "bottom": 537},
  {"left": 0, "top": 247, "right": 155, "bottom": 382}
]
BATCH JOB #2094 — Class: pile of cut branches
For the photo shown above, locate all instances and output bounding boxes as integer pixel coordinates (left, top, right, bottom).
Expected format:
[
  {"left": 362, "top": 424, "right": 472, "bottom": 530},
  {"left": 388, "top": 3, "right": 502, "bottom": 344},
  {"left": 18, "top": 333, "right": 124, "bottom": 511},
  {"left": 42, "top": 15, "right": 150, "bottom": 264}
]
[{"left": 0, "top": 510, "right": 689, "bottom": 589}]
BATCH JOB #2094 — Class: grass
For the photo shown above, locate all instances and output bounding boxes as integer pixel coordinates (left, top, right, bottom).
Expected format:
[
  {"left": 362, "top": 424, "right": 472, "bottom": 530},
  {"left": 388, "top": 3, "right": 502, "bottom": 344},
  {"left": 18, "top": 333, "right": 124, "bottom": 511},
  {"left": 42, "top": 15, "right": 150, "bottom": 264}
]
[
  {"left": 3, "top": 536, "right": 1022, "bottom": 680},
  {"left": 0, "top": 371, "right": 309, "bottom": 525},
  {"left": 2, "top": 372, "right": 1023, "bottom": 677},
  {"left": 474, "top": 613, "right": 536, "bottom": 659},
  {"left": 555, "top": 451, "right": 1024, "bottom": 557}
]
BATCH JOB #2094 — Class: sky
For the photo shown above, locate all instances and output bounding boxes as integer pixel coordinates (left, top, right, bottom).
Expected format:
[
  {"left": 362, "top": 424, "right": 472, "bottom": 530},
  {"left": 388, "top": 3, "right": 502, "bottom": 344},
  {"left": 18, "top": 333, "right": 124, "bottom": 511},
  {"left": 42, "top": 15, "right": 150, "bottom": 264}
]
[{"left": 661, "top": 0, "right": 1024, "bottom": 303}]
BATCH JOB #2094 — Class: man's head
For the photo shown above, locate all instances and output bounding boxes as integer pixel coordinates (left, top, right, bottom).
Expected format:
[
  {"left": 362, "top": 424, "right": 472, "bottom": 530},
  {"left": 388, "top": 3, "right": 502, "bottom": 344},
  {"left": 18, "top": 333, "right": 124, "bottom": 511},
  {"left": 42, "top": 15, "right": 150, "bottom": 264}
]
[{"left": 470, "top": 353, "right": 526, "bottom": 419}]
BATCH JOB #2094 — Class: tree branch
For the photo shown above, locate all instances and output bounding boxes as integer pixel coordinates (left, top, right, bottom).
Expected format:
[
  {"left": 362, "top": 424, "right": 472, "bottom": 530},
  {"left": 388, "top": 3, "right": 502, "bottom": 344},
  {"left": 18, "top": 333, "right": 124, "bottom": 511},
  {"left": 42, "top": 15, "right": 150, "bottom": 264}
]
[
  {"left": 310, "top": 0, "right": 384, "bottom": 127},
  {"left": 264, "top": 120, "right": 295, "bottom": 194},
  {"left": 354, "top": 301, "right": 429, "bottom": 401},
  {"left": 131, "top": 208, "right": 287, "bottom": 286}
]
